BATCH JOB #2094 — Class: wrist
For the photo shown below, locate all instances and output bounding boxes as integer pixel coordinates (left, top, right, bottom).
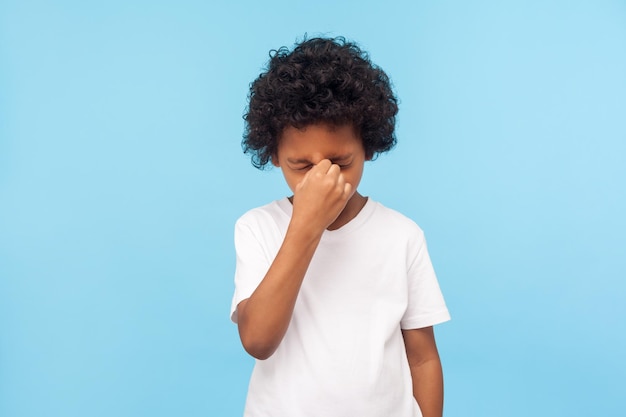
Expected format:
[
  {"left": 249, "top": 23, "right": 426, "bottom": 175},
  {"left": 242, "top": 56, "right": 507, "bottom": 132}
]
[{"left": 286, "top": 217, "right": 325, "bottom": 246}]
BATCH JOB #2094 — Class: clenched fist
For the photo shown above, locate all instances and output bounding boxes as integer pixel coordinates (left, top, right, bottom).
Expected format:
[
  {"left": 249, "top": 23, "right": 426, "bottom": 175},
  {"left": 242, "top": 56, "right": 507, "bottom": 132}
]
[{"left": 291, "top": 159, "right": 354, "bottom": 234}]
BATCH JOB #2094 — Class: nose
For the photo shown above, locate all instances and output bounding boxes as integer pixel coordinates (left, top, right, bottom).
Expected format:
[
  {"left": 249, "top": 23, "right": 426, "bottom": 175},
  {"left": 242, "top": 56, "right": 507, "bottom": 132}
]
[{"left": 310, "top": 154, "right": 328, "bottom": 166}]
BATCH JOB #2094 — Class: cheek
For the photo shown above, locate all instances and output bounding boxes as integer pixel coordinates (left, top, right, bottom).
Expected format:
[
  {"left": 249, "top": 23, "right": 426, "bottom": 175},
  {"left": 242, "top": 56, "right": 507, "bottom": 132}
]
[
  {"left": 281, "top": 170, "right": 303, "bottom": 191},
  {"left": 346, "top": 165, "right": 364, "bottom": 184}
]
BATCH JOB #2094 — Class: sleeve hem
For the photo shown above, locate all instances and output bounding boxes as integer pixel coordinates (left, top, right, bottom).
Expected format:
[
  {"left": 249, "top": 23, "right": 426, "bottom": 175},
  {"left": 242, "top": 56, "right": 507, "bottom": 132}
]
[{"left": 400, "top": 310, "right": 451, "bottom": 330}]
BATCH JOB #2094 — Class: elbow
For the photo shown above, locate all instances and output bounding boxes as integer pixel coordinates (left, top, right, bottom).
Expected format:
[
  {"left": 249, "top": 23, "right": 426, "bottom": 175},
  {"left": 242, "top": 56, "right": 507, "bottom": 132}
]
[
  {"left": 240, "top": 334, "right": 278, "bottom": 360},
  {"left": 236, "top": 300, "right": 282, "bottom": 360},
  {"left": 244, "top": 343, "right": 276, "bottom": 361},
  {"left": 238, "top": 321, "right": 279, "bottom": 360}
]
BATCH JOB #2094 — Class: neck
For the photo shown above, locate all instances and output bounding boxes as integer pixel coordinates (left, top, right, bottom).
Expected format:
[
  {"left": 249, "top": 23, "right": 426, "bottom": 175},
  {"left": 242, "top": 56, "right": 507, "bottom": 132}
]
[{"left": 327, "top": 192, "right": 367, "bottom": 231}]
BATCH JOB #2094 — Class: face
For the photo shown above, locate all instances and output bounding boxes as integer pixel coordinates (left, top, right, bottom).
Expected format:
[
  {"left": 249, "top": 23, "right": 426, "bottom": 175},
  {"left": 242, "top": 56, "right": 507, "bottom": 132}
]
[{"left": 272, "top": 123, "right": 369, "bottom": 195}]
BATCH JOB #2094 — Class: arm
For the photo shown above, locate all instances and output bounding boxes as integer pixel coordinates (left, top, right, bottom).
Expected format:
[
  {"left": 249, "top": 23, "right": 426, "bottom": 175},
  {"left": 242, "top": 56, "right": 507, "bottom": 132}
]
[
  {"left": 237, "top": 160, "right": 353, "bottom": 360},
  {"left": 402, "top": 326, "right": 444, "bottom": 417}
]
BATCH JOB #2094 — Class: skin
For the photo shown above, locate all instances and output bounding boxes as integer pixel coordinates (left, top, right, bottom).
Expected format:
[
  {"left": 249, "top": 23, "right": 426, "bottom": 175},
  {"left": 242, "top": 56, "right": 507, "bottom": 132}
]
[
  {"left": 236, "top": 122, "right": 444, "bottom": 417},
  {"left": 403, "top": 326, "right": 445, "bottom": 417}
]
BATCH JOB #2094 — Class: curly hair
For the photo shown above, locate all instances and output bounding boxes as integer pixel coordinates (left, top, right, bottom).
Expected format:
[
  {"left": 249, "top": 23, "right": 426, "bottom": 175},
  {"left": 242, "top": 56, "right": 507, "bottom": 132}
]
[{"left": 242, "top": 36, "right": 399, "bottom": 169}]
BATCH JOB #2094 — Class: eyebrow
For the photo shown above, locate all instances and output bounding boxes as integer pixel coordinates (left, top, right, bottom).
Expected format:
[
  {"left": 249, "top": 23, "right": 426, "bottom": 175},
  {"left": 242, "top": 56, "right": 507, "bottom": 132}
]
[{"left": 287, "top": 154, "right": 353, "bottom": 164}]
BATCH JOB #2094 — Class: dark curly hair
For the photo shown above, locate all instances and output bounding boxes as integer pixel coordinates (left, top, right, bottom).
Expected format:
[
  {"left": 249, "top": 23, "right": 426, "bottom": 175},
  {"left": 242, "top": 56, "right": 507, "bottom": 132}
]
[{"left": 242, "top": 36, "right": 399, "bottom": 169}]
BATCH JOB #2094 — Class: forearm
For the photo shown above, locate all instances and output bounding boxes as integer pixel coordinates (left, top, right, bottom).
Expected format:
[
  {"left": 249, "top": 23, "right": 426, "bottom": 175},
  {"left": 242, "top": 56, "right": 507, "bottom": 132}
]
[
  {"left": 237, "top": 222, "right": 322, "bottom": 359},
  {"left": 410, "top": 358, "right": 444, "bottom": 417},
  {"left": 238, "top": 160, "right": 354, "bottom": 359}
]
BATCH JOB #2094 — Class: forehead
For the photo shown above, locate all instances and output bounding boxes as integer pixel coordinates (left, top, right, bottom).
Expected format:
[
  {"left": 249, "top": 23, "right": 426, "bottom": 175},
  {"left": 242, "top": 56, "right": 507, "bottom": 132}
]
[{"left": 278, "top": 123, "right": 362, "bottom": 157}]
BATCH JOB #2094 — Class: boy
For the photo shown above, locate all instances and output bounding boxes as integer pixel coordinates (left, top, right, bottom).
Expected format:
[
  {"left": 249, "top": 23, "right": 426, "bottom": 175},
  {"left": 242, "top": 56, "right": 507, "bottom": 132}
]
[{"left": 230, "top": 37, "right": 450, "bottom": 417}]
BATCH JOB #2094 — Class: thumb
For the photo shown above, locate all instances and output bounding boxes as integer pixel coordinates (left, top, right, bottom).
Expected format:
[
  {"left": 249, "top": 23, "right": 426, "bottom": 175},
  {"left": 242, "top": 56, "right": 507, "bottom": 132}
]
[
  {"left": 343, "top": 182, "right": 353, "bottom": 198},
  {"left": 296, "top": 168, "right": 314, "bottom": 190}
]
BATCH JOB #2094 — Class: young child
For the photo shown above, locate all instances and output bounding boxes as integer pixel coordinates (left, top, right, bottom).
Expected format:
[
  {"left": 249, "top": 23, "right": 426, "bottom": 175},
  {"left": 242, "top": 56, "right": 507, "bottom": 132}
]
[{"left": 230, "top": 37, "right": 450, "bottom": 417}]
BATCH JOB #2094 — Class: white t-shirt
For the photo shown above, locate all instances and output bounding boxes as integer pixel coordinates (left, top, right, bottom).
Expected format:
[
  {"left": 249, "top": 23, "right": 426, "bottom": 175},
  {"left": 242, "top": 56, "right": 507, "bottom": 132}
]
[{"left": 231, "top": 198, "right": 450, "bottom": 417}]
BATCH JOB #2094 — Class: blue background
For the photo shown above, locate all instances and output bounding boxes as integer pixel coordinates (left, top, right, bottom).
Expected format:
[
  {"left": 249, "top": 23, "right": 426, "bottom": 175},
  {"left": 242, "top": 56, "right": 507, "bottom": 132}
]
[{"left": 1, "top": 1, "right": 624, "bottom": 416}]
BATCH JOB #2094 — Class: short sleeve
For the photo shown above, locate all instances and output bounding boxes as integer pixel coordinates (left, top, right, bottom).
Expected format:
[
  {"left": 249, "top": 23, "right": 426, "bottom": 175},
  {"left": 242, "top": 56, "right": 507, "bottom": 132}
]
[
  {"left": 229, "top": 219, "right": 272, "bottom": 323},
  {"left": 400, "top": 231, "right": 450, "bottom": 329}
]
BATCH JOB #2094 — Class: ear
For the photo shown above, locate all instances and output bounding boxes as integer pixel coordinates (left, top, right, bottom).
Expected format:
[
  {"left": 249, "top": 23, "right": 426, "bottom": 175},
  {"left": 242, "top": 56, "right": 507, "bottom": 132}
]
[
  {"left": 271, "top": 153, "right": 280, "bottom": 167},
  {"left": 365, "top": 151, "right": 373, "bottom": 162}
]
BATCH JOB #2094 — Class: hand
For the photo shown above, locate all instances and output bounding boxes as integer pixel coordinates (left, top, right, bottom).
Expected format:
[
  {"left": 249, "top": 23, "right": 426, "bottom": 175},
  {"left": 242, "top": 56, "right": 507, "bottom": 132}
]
[{"left": 291, "top": 159, "right": 353, "bottom": 233}]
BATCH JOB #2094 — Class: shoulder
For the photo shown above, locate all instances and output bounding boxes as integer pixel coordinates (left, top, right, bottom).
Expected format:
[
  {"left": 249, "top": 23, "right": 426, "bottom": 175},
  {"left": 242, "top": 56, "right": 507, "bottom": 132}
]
[
  {"left": 235, "top": 198, "right": 291, "bottom": 240},
  {"left": 237, "top": 199, "right": 285, "bottom": 225},
  {"left": 369, "top": 200, "right": 425, "bottom": 239}
]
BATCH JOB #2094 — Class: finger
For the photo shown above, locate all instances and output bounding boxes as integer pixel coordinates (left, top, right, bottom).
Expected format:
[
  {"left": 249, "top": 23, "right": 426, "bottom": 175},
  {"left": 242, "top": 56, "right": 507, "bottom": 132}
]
[
  {"left": 343, "top": 181, "right": 353, "bottom": 198},
  {"left": 336, "top": 171, "right": 346, "bottom": 189},
  {"left": 327, "top": 163, "right": 341, "bottom": 178},
  {"left": 301, "top": 164, "right": 316, "bottom": 181},
  {"left": 295, "top": 168, "right": 313, "bottom": 190},
  {"left": 315, "top": 159, "right": 332, "bottom": 173}
]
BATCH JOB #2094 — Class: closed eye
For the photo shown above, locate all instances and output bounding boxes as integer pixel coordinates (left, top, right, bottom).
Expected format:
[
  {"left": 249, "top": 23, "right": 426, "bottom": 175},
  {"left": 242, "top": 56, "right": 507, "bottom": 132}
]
[
  {"left": 291, "top": 161, "right": 351, "bottom": 171},
  {"left": 294, "top": 165, "right": 313, "bottom": 171}
]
